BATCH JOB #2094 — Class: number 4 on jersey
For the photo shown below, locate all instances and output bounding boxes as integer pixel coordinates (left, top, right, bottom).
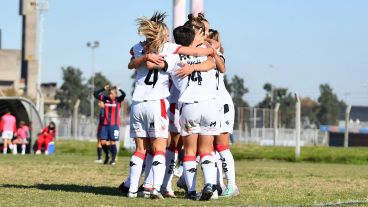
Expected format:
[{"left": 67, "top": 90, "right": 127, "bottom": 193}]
[{"left": 144, "top": 69, "right": 159, "bottom": 87}]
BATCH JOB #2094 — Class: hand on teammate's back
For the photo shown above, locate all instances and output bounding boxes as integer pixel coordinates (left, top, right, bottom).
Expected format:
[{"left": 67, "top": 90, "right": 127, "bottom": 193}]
[
  {"left": 146, "top": 53, "right": 165, "bottom": 65},
  {"left": 175, "top": 63, "right": 194, "bottom": 79}
]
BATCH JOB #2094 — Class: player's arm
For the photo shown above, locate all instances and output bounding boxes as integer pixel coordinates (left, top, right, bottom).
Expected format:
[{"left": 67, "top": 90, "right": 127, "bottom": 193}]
[
  {"left": 146, "top": 61, "right": 166, "bottom": 71},
  {"left": 175, "top": 57, "right": 216, "bottom": 79},
  {"left": 93, "top": 85, "right": 109, "bottom": 100},
  {"left": 213, "top": 53, "right": 225, "bottom": 73},
  {"left": 128, "top": 54, "right": 165, "bottom": 69},
  {"left": 176, "top": 46, "right": 217, "bottom": 57},
  {"left": 117, "top": 89, "right": 126, "bottom": 102}
]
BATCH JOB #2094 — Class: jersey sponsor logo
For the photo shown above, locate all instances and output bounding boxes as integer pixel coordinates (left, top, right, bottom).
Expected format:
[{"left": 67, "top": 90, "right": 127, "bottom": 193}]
[
  {"left": 209, "top": 121, "right": 217, "bottom": 127},
  {"left": 105, "top": 103, "right": 117, "bottom": 107},
  {"left": 149, "top": 122, "right": 155, "bottom": 129},
  {"left": 187, "top": 168, "right": 197, "bottom": 173},
  {"left": 152, "top": 161, "right": 162, "bottom": 166}
]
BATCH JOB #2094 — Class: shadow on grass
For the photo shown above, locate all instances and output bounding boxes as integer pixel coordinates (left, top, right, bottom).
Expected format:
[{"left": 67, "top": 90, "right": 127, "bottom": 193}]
[{"left": 1, "top": 184, "right": 121, "bottom": 197}]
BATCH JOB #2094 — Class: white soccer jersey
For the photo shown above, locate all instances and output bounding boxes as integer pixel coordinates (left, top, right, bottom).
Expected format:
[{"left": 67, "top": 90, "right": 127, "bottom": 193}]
[
  {"left": 131, "top": 42, "right": 181, "bottom": 101},
  {"left": 178, "top": 55, "right": 218, "bottom": 103}
]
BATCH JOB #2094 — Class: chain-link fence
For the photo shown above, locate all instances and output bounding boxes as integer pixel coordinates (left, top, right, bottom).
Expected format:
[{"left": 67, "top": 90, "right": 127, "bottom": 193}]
[{"left": 233, "top": 107, "right": 328, "bottom": 146}]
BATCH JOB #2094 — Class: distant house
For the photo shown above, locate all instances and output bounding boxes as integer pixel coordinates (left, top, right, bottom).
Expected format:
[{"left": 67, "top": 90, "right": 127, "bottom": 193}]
[{"left": 41, "top": 82, "right": 59, "bottom": 117}]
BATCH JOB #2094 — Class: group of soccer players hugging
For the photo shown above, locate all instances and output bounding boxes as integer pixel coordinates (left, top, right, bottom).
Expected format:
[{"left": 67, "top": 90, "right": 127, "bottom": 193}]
[{"left": 94, "top": 11, "right": 239, "bottom": 201}]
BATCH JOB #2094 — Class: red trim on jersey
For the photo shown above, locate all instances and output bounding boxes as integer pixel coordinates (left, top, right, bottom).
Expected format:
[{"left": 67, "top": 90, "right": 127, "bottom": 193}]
[
  {"left": 153, "top": 151, "right": 165, "bottom": 156},
  {"left": 160, "top": 99, "right": 167, "bottom": 119},
  {"left": 183, "top": 155, "right": 196, "bottom": 162},
  {"left": 173, "top": 46, "right": 182, "bottom": 54},
  {"left": 200, "top": 153, "right": 212, "bottom": 160},
  {"left": 215, "top": 144, "right": 229, "bottom": 152},
  {"left": 133, "top": 151, "right": 146, "bottom": 160}
]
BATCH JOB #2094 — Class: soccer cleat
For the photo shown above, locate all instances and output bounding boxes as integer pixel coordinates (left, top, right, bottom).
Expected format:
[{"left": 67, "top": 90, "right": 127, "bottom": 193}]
[
  {"left": 127, "top": 191, "right": 138, "bottom": 198},
  {"left": 221, "top": 185, "right": 240, "bottom": 197},
  {"left": 118, "top": 182, "right": 129, "bottom": 196},
  {"left": 162, "top": 190, "right": 176, "bottom": 198},
  {"left": 216, "top": 184, "right": 226, "bottom": 196},
  {"left": 21, "top": 151, "right": 26, "bottom": 155},
  {"left": 12, "top": 149, "right": 17, "bottom": 155},
  {"left": 137, "top": 184, "right": 152, "bottom": 198},
  {"left": 150, "top": 188, "right": 164, "bottom": 199},
  {"left": 45, "top": 150, "right": 49, "bottom": 155},
  {"left": 36, "top": 150, "right": 41, "bottom": 155},
  {"left": 110, "top": 161, "right": 116, "bottom": 166},
  {"left": 199, "top": 184, "right": 213, "bottom": 201},
  {"left": 186, "top": 191, "right": 197, "bottom": 200},
  {"left": 94, "top": 159, "right": 103, "bottom": 164},
  {"left": 176, "top": 176, "right": 188, "bottom": 192}
]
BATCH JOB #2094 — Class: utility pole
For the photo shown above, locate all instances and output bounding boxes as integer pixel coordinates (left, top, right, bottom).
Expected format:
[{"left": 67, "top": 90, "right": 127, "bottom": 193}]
[
  {"left": 35, "top": 0, "right": 48, "bottom": 123},
  {"left": 87, "top": 41, "right": 99, "bottom": 137},
  {"left": 344, "top": 105, "right": 352, "bottom": 147}
]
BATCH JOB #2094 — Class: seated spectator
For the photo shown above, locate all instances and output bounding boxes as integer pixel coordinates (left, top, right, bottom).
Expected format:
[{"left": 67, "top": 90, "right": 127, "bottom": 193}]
[
  {"left": 36, "top": 122, "right": 56, "bottom": 155},
  {"left": 12, "top": 121, "right": 30, "bottom": 155}
]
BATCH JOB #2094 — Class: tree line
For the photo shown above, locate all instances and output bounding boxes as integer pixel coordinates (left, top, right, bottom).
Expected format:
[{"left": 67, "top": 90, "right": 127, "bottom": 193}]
[{"left": 55, "top": 66, "right": 345, "bottom": 127}]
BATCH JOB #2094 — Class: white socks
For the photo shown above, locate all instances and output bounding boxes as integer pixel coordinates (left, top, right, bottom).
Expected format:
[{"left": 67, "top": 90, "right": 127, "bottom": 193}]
[
  {"left": 128, "top": 152, "right": 145, "bottom": 192},
  {"left": 216, "top": 144, "right": 236, "bottom": 187},
  {"left": 143, "top": 152, "right": 153, "bottom": 187},
  {"left": 162, "top": 148, "right": 178, "bottom": 192},
  {"left": 152, "top": 151, "right": 166, "bottom": 190},
  {"left": 200, "top": 153, "right": 216, "bottom": 185},
  {"left": 212, "top": 151, "right": 225, "bottom": 188},
  {"left": 183, "top": 155, "right": 197, "bottom": 192}
]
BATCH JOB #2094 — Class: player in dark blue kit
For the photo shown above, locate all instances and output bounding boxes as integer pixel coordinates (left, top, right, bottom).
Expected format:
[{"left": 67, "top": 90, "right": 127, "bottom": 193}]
[{"left": 94, "top": 85, "right": 126, "bottom": 165}]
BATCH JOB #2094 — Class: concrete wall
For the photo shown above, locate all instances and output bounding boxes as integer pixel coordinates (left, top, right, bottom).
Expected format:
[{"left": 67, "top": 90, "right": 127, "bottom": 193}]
[{"left": 0, "top": 49, "right": 22, "bottom": 93}]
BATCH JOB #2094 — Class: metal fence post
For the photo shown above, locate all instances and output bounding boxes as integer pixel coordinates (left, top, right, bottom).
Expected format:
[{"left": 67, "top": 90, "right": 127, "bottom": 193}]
[
  {"left": 295, "top": 94, "right": 301, "bottom": 160},
  {"left": 273, "top": 103, "right": 280, "bottom": 146},
  {"left": 344, "top": 105, "right": 351, "bottom": 148},
  {"left": 73, "top": 99, "right": 80, "bottom": 139}
]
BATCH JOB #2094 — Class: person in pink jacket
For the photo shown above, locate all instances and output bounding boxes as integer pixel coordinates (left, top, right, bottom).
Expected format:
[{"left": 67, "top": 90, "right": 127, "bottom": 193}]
[
  {"left": 0, "top": 110, "right": 17, "bottom": 154},
  {"left": 12, "top": 121, "right": 30, "bottom": 155}
]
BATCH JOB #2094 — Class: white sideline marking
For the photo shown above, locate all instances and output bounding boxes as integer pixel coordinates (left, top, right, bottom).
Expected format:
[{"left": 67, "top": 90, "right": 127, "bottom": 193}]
[{"left": 314, "top": 199, "right": 368, "bottom": 206}]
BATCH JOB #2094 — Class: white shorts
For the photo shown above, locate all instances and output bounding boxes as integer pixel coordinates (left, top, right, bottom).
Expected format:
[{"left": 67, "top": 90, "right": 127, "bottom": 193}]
[
  {"left": 130, "top": 99, "right": 169, "bottom": 139},
  {"left": 179, "top": 99, "right": 221, "bottom": 136},
  {"left": 1, "top": 131, "right": 14, "bottom": 140},
  {"left": 219, "top": 102, "right": 235, "bottom": 134},
  {"left": 168, "top": 102, "right": 181, "bottom": 134}
]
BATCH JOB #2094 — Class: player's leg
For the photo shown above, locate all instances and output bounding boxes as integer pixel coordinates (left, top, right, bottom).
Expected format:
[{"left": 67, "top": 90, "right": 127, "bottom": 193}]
[
  {"left": 161, "top": 132, "right": 180, "bottom": 197},
  {"left": 182, "top": 134, "right": 198, "bottom": 200},
  {"left": 198, "top": 99, "right": 222, "bottom": 200},
  {"left": 162, "top": 103, "right": 182, "bottom": 197},
  {"left": 95, "top": 125, "right": 103, "bottom": 163},
  {"left": 216, "top": 133, "right": 239, "bottom": 197},
  {"left": 108, "top": 125, "right": 120, "bottom": 165},
  {"left": 99, "top": 126, "right": 110, "bottom": 164},
  {"left": 148, "top": 99, "right": 169, "bottom": 199}
]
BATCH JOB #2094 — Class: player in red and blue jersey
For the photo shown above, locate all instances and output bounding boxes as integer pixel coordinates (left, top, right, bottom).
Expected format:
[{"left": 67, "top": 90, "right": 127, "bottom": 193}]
[
  {"left": 95, "top": 101, "right": 106, "bottom": 163},
  {"left": 94, "top": 85, "right": 126, "bottom": 165}
]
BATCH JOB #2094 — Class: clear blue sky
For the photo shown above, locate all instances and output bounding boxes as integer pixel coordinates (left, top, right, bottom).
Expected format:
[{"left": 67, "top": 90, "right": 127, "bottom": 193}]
[{"left": 1, "top": 0, "right": 367, "bottom": 106}]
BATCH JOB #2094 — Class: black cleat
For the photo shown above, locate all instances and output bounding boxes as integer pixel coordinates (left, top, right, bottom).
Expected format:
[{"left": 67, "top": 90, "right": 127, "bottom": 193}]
[
  {"left": 186, "top": 191, "right": 197, "bottom": 200},
  {"left": 118, "top": 182, "right": 129, "bottom": 196},
  {"left": 199, "top": 184, "right": 213, "bottom": 201},
  {"left": 104, "top": 155, "right": 109, "bottom": 164}
]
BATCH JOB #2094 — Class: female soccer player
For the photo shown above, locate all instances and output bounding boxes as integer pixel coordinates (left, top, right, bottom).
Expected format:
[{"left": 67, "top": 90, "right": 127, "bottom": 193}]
[
  {"left": 94, "top": 85, "right": 126, "bottom": 165},
  {"left": 208, "top": 27, "right": 239, "bottom": 197},
  {"left": 123, "top": 12, "right": 217, "bottom": 199},
  {"left": 95, "top": 101, "right": 106, "bottom": 163}
]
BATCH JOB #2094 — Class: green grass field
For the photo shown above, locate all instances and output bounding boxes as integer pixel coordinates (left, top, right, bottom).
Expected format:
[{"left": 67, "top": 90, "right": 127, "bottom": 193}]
[{"left": 1, "top": 141, "right": 368, "bottom": 206}]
